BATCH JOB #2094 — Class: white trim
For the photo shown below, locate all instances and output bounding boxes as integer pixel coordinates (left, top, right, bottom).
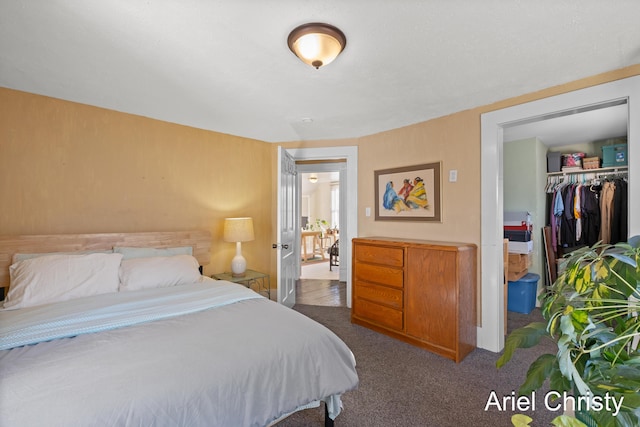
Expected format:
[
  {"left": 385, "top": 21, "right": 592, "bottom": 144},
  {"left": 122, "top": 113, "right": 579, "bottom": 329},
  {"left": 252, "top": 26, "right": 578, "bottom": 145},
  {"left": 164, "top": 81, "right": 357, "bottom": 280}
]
[
  {"left": 287, "top": 146, "right": 358, "bottom": 307},
  {"left": 297, "top": 162, "right": 347, "bottom": 281},
  {"left": 480, "top": 75, "right": 640, "bottom": 352}
]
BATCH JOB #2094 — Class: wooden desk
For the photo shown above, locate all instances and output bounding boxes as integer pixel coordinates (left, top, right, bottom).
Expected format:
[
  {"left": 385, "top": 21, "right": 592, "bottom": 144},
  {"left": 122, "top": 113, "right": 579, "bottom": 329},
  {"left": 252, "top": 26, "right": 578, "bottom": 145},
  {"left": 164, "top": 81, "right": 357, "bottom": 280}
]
[{"left": 301, "top": 231, "right": 325, "bottom": 262}]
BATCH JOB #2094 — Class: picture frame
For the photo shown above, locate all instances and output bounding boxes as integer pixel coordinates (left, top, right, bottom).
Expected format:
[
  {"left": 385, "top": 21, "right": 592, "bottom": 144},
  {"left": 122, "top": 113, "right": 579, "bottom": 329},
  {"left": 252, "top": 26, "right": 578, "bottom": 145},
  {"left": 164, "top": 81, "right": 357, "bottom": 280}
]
[{"left": 374, "top": 162, "right": 442, "bottom": 222}]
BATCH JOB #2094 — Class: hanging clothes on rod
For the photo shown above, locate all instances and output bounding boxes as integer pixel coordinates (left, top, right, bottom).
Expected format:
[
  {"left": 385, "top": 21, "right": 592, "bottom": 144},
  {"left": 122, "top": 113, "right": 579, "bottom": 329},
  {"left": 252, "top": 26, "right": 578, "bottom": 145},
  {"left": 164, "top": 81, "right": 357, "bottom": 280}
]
[
  {"left": 547, "top": 169, "right": 628, "bottom": 253},
  {"left": 601, "top": 173, "right": 628, "bottom": 244}
]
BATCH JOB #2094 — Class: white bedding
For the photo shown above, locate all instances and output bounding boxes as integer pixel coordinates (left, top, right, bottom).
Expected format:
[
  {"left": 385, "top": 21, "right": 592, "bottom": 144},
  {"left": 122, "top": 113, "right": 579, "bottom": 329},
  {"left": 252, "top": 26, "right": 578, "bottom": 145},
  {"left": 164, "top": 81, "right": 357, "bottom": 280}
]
[{"left": 0, "top": 278, "right": 359, "bottom": 427}]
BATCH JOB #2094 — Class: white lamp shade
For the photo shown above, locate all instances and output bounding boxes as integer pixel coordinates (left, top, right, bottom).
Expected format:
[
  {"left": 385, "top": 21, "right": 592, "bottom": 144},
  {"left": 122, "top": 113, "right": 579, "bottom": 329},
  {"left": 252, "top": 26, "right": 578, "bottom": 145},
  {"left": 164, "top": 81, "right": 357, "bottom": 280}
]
[{"left": 223, "top": 217, "right": 255, "bottom": 243}]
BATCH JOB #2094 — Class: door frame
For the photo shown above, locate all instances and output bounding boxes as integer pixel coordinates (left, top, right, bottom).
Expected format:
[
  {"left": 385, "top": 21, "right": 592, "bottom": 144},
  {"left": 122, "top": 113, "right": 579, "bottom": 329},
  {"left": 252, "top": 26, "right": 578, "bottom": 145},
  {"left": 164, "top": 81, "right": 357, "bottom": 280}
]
[
  {"left": 297, "top": 162, "right": 347, "bottom": 281},
  {"left": 479, "top": 75, "right": 640, "bottom": 352},
  {"left": 286, "top": 146, "right": 358, "bottom": 307}
]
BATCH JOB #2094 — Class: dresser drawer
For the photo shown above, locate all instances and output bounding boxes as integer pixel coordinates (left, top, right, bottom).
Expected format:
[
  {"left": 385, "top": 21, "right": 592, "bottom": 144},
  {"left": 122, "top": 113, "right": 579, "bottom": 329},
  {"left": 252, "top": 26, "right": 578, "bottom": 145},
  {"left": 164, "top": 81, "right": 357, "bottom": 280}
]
[
  {"left": 355, "top": 280, "right": 403, "bottom": 309},
  {"left": 353, "top": 298, "right": 403, "bottom": 331},
  {"left": 354, "top": 244, "right": 404, "bottom": 267},
  {"left": 355, "top": 262, "right": 403, "bottom": 288}
]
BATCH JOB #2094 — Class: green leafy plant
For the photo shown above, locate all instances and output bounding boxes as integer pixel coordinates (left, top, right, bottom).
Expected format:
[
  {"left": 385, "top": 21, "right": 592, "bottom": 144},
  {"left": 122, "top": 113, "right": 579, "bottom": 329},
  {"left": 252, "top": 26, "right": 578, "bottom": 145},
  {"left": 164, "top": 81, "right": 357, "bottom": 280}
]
[
  {"left": 314, "top": 218, "right": 328, "bottom": 229},
  {"left": 511, "top": 414, "right": 587, "bottom": 427},
  {"left": 309, "top": 218, "right": 329, "bottom": 235},
  {"left": 498, "top": 236, "right": 640, "bottom": 427}
]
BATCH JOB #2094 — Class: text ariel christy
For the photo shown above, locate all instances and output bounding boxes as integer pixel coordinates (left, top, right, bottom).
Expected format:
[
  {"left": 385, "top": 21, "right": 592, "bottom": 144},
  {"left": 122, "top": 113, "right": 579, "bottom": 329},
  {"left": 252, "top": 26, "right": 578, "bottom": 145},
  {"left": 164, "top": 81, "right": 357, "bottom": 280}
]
[{"left": 484, "top": 390, "right": 624, "bottom": 417}]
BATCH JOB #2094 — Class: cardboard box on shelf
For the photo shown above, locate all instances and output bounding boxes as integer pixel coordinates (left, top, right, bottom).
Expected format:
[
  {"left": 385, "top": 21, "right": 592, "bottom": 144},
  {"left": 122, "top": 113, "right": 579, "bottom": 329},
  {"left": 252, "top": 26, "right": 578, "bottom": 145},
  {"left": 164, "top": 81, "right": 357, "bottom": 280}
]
[
  {"left": 582, "top": 157, "right": 600, "bottom": 169},
  {"left": 508, "top": 253, "right": 532, "bottom": 271},
  {"left": 507, "top": 268, "right": 528, "bottom": 282}
]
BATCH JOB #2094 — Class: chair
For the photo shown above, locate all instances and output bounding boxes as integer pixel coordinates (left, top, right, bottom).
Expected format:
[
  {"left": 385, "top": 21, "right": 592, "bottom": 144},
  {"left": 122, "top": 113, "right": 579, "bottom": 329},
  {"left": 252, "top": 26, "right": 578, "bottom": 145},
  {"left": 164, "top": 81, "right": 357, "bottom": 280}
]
[{"left": 329, "top": 239, "right": 339, "bottom": 271}]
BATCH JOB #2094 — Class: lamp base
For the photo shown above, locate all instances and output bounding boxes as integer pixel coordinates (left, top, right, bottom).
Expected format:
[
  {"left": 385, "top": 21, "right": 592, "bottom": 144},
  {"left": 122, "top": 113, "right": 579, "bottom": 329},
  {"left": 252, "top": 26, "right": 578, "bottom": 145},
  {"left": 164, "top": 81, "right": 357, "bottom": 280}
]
[
  {"left": 232, "top": 271, "right": 246, "bottom": 278},
  {"left": 230, "top": 246, "right": 247, "bottom": 278}
]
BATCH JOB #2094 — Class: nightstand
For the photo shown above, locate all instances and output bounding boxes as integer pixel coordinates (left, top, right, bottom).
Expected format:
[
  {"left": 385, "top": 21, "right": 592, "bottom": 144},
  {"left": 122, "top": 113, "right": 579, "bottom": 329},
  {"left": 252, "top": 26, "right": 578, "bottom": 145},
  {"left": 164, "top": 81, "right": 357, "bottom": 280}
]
[{"left": 211, "top": 269, "right": 271, "bottom": 299}]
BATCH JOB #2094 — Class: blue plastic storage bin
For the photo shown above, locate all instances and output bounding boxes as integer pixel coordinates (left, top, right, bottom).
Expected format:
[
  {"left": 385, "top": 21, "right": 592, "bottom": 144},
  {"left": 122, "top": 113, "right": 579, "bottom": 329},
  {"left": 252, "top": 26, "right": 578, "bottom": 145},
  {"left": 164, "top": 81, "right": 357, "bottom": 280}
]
[
  {"left": 602, "top": 143, "right": 628, "bottom": 167},
  {"left": 507, "top": 273, "right": 540, "bottom": 314}
]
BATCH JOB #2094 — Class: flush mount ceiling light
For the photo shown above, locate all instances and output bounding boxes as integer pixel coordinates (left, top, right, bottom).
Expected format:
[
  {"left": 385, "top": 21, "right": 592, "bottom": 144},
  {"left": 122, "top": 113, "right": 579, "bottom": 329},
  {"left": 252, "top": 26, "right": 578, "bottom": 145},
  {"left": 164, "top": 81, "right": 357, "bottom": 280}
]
[
  {"left": 308, "top": 174, "right": 318, "bottom": 183},
  {"left": 287, "top": 23, "right": 346, "bottom": 69}
]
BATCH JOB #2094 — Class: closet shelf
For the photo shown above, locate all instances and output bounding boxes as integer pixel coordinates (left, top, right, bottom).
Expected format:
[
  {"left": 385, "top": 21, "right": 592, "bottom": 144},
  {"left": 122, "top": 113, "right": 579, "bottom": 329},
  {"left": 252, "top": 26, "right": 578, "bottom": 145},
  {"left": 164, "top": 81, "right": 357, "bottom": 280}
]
[{"left": 547, "top": 165, "right": 628, "bottom": 177}]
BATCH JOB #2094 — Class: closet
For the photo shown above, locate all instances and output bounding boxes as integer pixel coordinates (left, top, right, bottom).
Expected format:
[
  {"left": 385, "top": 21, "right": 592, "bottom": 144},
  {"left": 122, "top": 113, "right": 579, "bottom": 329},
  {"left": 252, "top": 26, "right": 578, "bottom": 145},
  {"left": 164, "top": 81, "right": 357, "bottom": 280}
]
[{"left": 503, "top": 100, "right": 630, "bottom": 295}]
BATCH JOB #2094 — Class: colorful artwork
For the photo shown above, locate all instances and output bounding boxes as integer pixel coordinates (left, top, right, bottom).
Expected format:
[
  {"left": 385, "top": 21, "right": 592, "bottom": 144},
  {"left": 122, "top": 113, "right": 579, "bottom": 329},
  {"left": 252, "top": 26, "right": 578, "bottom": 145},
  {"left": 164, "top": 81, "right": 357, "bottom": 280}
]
[{"left": 375, "top": 162, "right": 441, "bottom": 222}]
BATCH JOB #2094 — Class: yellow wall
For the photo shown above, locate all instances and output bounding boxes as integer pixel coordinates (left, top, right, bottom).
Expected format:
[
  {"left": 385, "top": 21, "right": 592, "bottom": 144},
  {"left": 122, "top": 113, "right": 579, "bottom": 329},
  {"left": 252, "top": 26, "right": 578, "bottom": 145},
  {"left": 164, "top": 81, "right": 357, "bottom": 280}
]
[
  {"left": 0, "top": 88, "right": 272, "bottom": 277},
  {"left": 355, "top": 110, "right": 481, "bottom": 243},
  {"left": 277, "top": 64, "right": 639, "bottom": 315},
  {"left": 2, "top": 64, "right": 638, "bottom": 289},
  {"left": 280, "top": 65, "right": 640, "bottom": 247}
]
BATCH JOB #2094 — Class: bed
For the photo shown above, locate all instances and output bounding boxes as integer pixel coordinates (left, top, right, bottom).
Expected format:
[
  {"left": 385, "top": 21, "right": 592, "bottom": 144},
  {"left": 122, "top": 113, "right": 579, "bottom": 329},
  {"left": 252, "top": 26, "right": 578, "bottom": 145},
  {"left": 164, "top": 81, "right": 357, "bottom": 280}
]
[{"left": 0, "top": 230, "right": 358, "bottom": 427}]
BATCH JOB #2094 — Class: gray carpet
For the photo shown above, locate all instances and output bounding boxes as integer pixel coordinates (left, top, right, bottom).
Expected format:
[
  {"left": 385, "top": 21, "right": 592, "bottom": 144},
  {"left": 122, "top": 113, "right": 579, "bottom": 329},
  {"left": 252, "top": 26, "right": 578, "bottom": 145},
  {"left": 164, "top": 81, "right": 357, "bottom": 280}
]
[{"left": 276, "top": 305, "right": 557, "bottom": 427}]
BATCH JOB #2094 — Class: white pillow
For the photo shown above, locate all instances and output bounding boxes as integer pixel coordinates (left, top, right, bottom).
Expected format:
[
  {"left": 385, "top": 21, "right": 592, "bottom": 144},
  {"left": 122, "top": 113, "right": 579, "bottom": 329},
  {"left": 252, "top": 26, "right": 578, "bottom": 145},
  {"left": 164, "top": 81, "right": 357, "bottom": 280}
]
[
  {"left": 118, "top": 254, "right": 202, "bottom": 292},
  {"left": 12, "top": 250, "right": 114, "bottom": 264},
  {"left": 3, "top": 253, "right": 124, "bottom": 309},
  {"left": 113, "top": 246, "right": 193, "bottom": 260}
]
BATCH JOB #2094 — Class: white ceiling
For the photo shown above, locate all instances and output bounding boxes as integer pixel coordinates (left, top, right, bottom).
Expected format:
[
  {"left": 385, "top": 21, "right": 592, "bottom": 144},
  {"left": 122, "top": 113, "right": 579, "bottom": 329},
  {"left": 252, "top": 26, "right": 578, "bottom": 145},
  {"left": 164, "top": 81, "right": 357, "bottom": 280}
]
[
  {"left": 503, "top": 101, "right": 628, "bottom": 147},
  {"left": 301, "top": 172, "right": 339, "bottom": 196},
  {"left": 1, "top": 1, "right": 639, "bottom": 143}
]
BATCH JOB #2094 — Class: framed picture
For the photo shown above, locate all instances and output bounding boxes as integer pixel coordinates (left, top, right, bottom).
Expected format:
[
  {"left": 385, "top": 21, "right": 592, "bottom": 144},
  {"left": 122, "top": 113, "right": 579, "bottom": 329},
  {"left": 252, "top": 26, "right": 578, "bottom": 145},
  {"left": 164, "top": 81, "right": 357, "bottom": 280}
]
[{"left": 374, "top": 162, "right": 442, "bottom": 222}]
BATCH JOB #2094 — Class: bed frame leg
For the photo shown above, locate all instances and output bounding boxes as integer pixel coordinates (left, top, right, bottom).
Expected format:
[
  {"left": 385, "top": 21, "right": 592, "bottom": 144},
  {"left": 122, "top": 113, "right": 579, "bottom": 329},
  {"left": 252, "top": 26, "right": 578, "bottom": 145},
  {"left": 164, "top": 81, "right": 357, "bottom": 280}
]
[{"left": 324, "top": 402, "right": 334, "bottom": 427}]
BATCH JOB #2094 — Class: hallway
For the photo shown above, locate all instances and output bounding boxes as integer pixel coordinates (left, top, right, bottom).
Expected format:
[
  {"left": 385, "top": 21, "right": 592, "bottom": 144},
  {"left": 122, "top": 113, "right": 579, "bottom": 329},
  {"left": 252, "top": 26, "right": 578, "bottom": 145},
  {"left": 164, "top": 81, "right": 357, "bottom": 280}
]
[{"left": 297, "top": 261, "right": 346, "bottom": 307}]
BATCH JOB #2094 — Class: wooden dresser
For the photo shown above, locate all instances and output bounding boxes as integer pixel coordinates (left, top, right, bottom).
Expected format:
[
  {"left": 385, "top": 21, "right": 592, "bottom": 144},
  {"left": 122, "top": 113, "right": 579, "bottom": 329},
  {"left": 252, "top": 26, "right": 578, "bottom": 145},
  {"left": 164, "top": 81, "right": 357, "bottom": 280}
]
[{"left": 351, "top": 237, "right": 477, "bottom": 362}]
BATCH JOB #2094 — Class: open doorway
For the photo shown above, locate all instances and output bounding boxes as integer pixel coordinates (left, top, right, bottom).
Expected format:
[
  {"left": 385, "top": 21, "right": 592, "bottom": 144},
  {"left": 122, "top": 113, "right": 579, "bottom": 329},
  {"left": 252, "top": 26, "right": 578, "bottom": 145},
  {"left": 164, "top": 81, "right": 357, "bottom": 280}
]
[
  {"left": 480, "top": 75, "right": 640, "bottom": 353},
  {"left": 279, "top": 146, "right": 358, "bottom": 309},
  {"left": 502, "top": 100, "right": 629, "bottom": 333},
  {"left": 296, "top": 168, "right": 345, "bottom": 307}
]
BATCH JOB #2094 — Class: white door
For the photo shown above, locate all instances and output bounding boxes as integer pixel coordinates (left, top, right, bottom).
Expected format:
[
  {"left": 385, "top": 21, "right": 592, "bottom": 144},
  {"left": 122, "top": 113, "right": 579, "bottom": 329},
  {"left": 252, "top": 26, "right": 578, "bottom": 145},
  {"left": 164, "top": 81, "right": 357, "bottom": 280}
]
[
  {"left": 276, "top": 147, "right": 298, "bottom": 307},
  {"left": 287, "top": 146, "right": 358, "bottom": 307}
]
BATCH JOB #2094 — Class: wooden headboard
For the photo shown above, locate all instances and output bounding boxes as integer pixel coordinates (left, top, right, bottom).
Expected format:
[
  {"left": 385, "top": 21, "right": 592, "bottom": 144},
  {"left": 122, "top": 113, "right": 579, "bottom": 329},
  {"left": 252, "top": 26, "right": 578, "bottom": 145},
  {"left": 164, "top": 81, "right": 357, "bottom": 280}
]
[{"left": 0, "top": 230, "right": 212, "bottom": 289}]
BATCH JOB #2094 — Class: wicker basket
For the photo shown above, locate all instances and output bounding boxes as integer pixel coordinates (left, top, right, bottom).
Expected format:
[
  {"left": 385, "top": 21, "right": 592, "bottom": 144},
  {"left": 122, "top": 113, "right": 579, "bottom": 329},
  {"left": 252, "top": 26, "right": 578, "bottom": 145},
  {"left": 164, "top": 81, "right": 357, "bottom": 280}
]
[{"left": 582, "top": 157, "right": 600, "bottom": 169}]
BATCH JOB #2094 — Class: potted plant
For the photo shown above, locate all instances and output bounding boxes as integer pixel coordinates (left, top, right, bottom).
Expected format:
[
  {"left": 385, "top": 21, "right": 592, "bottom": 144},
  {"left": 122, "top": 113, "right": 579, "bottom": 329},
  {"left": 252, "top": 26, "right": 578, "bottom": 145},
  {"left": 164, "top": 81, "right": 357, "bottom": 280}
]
[
  {"left": 497, "top": 236, "right": 640, "bottom": 427},
  {"left": 311, "top": 219, "right": 329, "bottom": 236}
]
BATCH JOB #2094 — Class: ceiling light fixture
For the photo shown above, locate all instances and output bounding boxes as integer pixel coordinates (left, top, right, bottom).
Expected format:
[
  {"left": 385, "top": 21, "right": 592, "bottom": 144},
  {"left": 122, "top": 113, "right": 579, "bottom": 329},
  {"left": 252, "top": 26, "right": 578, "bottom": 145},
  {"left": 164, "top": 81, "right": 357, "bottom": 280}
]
[
  {"left": 287, "top": 23, "right": 346, "bottom": 69},
  {"left": 308, "top": 174, "right": 318, "bottom": 183}
]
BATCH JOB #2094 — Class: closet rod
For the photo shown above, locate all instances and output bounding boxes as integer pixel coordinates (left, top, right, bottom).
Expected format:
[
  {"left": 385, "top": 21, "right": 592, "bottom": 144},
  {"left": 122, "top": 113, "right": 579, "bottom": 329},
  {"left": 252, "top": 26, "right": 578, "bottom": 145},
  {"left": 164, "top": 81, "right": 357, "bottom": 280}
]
[
  {"left": 594, "top": 169, "right": 628, "bottom": 178},
  {"left": 547, "top": 165, "right": 628, "bottom": 177},
  {"left": 545, "top": 169, "right": 627, "bottom": 187}
]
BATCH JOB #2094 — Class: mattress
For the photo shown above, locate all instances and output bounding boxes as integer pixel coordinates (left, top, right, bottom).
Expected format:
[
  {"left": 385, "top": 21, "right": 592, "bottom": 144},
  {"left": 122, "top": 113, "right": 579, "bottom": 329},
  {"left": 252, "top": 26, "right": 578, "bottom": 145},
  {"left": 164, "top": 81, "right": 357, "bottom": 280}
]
[{"left": 0, "top": 279, "right": 359, "bottom": 426}]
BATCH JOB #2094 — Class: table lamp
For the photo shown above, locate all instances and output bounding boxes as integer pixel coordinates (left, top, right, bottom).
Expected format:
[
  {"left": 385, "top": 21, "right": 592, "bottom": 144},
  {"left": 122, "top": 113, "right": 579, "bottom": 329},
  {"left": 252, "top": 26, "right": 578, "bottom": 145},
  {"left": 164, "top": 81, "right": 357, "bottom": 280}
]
[{"left": 223, "top": 217, "right": 255, "bottom": 277}]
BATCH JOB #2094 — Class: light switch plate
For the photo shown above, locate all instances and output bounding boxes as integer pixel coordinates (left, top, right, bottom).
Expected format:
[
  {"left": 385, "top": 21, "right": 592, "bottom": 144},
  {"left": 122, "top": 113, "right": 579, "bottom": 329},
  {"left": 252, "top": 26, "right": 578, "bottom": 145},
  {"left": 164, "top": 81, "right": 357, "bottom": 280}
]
[{"left": 449, "top": 170, "right": 458, "bottom": 182}]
